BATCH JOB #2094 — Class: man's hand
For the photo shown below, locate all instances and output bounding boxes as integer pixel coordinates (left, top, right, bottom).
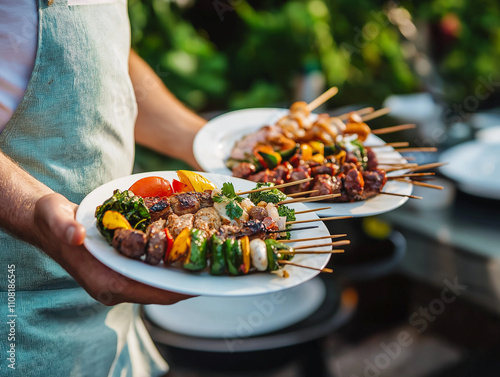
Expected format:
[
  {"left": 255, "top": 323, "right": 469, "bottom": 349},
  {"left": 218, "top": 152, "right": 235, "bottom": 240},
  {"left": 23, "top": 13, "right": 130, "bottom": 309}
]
[{"left": 34, "top": 193, "right": 192, "bottom": 306}]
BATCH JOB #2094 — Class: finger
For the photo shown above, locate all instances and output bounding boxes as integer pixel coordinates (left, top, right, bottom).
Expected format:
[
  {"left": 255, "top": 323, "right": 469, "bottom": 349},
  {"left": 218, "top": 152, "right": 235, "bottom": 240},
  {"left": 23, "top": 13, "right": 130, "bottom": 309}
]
[{"left": 36, "top": 193, "right": 86, "bottom": 246}]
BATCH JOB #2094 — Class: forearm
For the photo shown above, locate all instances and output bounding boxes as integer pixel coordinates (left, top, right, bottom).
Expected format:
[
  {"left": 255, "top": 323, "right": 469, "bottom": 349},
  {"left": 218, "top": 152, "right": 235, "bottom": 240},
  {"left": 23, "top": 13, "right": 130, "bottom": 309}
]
[
  {"left": 129, "top": 50, "right": 206, "bottom": 169},
  {"left": 0, "top": 151, "right": 54, "bottom": 247}
]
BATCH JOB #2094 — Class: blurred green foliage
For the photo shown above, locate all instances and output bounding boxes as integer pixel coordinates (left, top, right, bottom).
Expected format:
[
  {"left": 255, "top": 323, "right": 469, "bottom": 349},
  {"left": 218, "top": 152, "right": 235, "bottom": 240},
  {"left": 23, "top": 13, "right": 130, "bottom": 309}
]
[{"left": 129, "top": 0, "right": 500, "bottom": 112}]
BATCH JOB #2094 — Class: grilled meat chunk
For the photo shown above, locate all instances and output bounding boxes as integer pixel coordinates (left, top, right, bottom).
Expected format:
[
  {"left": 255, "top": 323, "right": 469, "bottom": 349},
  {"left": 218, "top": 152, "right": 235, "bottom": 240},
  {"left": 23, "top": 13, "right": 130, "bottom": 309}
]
[
  {"left": 232, "top": 162, "right": 256, "bottom": 179},
  {"left": 193, "top": 207, "right": 221, "bottom": 237},
  {"left": 285, "top": 168, "right": 311, "bottom": 195},
  {"left": 196, "top": 191, "right": 214, "bottom": 208},
  {"left": 359, "top": 168, "right": 387, "bottom": 200},
  {"left": 344, "top": 168, "right": 364, "bottom": 199},
  {"left": 168, "top": 213, "right": 194, "bottom": 238},
  {"left": 366, "top": 147, "right": 379, "bottom": 170},
  {"left": 170, "top": 192, "right": 200, "bottom": 215},
  {"left": 145, "top": 219, "right": 167, "bottom": 265},
  {"left": 144, "top": 196, "right": 171, "bottom": 222},
  {"left": 112, "top": 229, "right": 147, "bottom": 259},
  {"left": 248, "top": 206, "right": 268, "bottom": 221},
  {"left": 310, "top": 174, "right": 342, "bottom": 197}
]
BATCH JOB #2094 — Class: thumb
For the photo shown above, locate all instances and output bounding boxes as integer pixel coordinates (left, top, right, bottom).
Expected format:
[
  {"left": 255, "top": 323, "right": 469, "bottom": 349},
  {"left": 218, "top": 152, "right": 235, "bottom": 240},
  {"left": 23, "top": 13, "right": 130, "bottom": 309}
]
[{"left": 35, "top": 193, "right": 86, "bottom": 246}]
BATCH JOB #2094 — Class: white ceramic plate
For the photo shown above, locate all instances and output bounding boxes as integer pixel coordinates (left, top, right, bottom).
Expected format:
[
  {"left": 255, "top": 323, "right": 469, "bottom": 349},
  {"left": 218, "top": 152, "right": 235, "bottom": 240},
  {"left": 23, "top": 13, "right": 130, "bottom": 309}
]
[
  {"left": 76, "top": 171, "right": 332, "bottom": 297},
  {"left": 144, "top": 276, "right": 326, "bottom": 338},
  {"left": 194, "top": 108, "right": 412, "bottom": 217},
  {"left": 439, "top": 140, "right": 500, "bottom": 199}
]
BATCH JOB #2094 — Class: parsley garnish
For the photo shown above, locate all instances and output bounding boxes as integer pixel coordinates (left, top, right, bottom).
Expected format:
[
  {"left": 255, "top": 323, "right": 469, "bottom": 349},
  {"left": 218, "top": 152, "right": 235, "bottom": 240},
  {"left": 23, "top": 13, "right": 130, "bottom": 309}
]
[{"left": 213, "top": 182, "right": 244, "bottom": 220}]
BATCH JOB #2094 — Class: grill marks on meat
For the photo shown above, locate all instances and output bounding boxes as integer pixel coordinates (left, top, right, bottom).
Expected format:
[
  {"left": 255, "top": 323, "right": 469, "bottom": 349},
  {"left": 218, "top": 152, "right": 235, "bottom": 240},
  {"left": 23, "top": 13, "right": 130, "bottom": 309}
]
[
  {"left": 169, "top": 191, "right": 214, "bottom": 216},
  {"left": 168, "top": 213, "right": 194, "bottom": 238},
  {"left": 144, "top": 196, "right": 171, "bottom": 222},
  {"left": 170, "top": 192, "right": 200, "bottom": 215},
  {"left": 113, "top": 229, "right": 147, "bottom": 259},
  {"left": 145, "top": 219, "right": 167, "bottom": 265}
]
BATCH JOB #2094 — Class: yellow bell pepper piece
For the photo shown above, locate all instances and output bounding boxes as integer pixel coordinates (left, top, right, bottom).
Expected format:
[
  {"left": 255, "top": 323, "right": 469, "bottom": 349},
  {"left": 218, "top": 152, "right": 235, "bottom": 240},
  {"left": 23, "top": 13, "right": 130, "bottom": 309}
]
[
  {"left": 309, "top": 141, "right": 324, "bottom": 156},
  {"left": 102, "top": 211, "right": 132, "bottom": 230},
  {"left": 311, "top": 154, "right": 325, "bottom": 164},
  {"left": 300, "top": 144, "right": 313, "bottom": 161},
  {"left": 240, "top": 236, "right": 251, "bottom": 274},
  {"left": 177, "top": 170, "right": 216, "bottom": 192},
  {"left": 168, "top": 228, "right": 191, "bottom": 263}
]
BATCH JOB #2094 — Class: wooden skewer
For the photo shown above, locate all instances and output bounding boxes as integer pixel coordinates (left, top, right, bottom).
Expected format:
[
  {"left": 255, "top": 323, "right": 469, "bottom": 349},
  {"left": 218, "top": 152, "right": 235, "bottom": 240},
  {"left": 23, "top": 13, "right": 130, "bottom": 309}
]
[
  {"left": 404, "top": 162, "right": 448, "bottom": 172},
  {"left": 236, "top": 178, "right": 313, "bottom": 195},
  {"left": 286, "top": 215, "right": 352, "bottom": 225},
  {"left": 287, "top": 190, "right": 318, "bottom": 198},
  {"left": 383, "top": 164, "right": 419, "bottom": 172},
  {"left": 379, "top": 192, "right": 422, "bottom": 200},
  {"left": 278, "top": 260, "right": 333, "bottom": 273},
  {"left": 267, "top": 225, "right": 318, "bottom": 234},
  {"left": 280, "top": 234, "right": 348, "bottom": 243},
  {"left": 361, "top": 107, "right": 391, "bottom": 122},
  {"left": 367, "top": 142, "right": 410, "bottom": 148},
  {"left": 293, "top": 240, "right": 350, "bottom": 250},
  {"left": 294, "top": 206, "right": 331, "bottom": 215},
  {"left": 395, "top": 179, "right": 443, "bottom": 190},
  {"left": 394, "top": 147, "right": 438, "bottom": 153},
  {"left": 337, "top": 106, "right": 374, "bottom": 121},
  {"left": 279, "top": 193, "right": 340, "bottom": 205},
  {"left": 307, "top": 86, "right": 339, "bottom": 111},
  {"left": 372, "top": 123, "right": 416, "bottom": 135},
  {"left": 388, "top": 172, "right": 435, "bottom": 179},
  {"left": 280, "top": 250, "right": 345, "bottom": 255},
  {"left": 379, "top": 156, "right": 416, "bottom": 162}
]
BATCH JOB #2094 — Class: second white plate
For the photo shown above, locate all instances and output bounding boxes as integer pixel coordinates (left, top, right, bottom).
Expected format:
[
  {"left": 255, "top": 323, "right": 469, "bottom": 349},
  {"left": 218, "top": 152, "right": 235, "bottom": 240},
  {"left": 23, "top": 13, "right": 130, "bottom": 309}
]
[{"left": 194, "top": 108, "right": 412, "bottom": 217}]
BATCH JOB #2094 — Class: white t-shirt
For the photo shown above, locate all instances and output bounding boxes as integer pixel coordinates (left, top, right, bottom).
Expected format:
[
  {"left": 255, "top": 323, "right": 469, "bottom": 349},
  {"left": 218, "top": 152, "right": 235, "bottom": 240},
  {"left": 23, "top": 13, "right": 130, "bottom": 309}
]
[{"left": 0, "top": 0, "right": 38, "bottom": 132}]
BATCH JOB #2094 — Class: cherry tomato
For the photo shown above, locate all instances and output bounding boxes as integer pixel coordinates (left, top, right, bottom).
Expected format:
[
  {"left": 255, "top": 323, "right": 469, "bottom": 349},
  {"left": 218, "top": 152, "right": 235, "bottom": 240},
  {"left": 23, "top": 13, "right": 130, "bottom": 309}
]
[
  {"left": 172, "top": 179, "right": 190, "bottom": 193},
  {"left": 128, "top": 176, "right": 173, "bottom": 198}
]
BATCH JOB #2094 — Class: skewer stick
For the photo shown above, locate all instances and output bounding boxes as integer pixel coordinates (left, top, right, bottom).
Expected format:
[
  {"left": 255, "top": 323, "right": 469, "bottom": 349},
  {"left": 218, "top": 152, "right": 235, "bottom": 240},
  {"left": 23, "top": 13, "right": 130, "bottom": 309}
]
[
  {"left": 394, "top": 147, "right": 438, "bottom": 153},
  {"left": 236, "top": 178, "right": 313, "bottom": 195},
  {"left": 279, "top": 193, "right": 340, "bottom": 205},
  {"left": 306, "top": 86, "right": 339, "bottom": 112},
  {"left": 267, "top": 225, "right": 318, "bottom": 234},
  {"left": 367, "top": 142, "right": 409, "bottom": 148},
  {"left": 287, "top": 190, "right": 319, "bottom": 198},
  {"left": 372, "top": 123, "right": 416, "bottom": 135},
  {"left": 280, "top": 234, "right": 348, "bottom": 243},
  {"left": 379, "top": 192, "right": 422, "bottom": 200},
  {"left": 361, "top": 107, "right": 391, "bottom": 122},
  {"left": 280, "top": 250, "right": 345, "bottom": 255},
  {"left": 337, "top": 106, "right": 374, "bottom": 121},
  {"left": 278, "top": 260, "right": 333, "bottom": 273},
  {"left": 294, "top": 206, "right": 331, "bottom": 215},
  {"left": 379, "top": 156, "right": 416, "bottom": 162},
  {"left": 388, "top": 172, "right": 435, "bottom": 179},
  {"left": 404, "top": 162, "right": 448, "bottom": 172},
  {"left": 286, "top": 215, "right": 352, "bottom": 225},
  {"left": 293, "top": 240, "right": 350, "bottom": 250},
  {"left": 383, "top": 164, "right": 419, "bottom": 172},
  {"left": 395, "top": 179, "right": 443, "bottom": 190}
]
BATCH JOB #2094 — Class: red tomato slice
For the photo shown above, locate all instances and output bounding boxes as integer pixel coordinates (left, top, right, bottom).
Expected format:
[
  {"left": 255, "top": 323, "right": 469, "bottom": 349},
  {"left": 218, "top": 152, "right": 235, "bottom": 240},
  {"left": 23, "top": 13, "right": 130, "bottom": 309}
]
[
  {"left": 128, "top": 176, "right": 173, "bottom": 198},
  {"left": 172, "top": 179, "right": 190, "bottom": 194}
]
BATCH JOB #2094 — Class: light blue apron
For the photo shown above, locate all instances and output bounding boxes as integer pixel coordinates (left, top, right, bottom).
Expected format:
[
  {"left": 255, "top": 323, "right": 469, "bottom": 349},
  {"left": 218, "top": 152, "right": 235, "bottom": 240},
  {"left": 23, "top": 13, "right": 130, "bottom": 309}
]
[{"left": 0, "top": 0, "right": 167, "bottom": 375}]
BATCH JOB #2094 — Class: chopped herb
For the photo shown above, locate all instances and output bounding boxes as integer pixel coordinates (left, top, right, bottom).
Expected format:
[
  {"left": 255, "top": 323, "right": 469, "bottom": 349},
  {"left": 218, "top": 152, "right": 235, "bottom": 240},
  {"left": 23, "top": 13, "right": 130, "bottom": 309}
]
[
  {"left": 248, "top": 182, "right": 287, "bottom": 204},
  {"left": 225, "top": 201, "right": 244, "bottom": 220}
]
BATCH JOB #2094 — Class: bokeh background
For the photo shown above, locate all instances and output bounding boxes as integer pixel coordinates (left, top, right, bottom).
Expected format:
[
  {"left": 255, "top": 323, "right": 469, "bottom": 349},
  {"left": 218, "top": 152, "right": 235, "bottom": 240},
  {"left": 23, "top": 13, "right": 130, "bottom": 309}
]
[{"left": 132, "top": 2, "right": 500, "bottom": 377}]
